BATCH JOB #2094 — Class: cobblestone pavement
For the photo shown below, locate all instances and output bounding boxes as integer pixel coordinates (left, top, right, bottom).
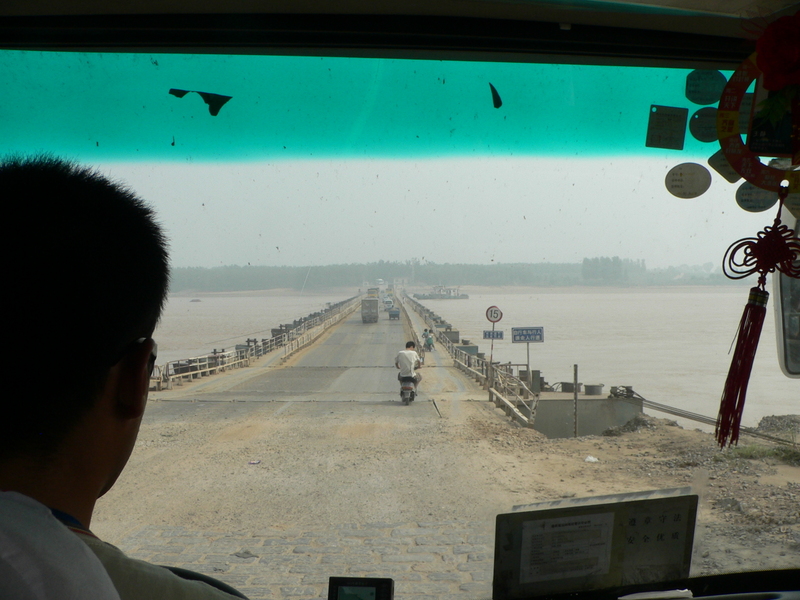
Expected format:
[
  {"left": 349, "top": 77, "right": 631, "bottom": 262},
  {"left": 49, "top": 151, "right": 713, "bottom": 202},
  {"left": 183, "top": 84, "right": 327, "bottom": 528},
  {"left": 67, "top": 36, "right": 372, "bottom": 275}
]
[{"left": 120, "top": 520, "right": 494, "bottom": 600}]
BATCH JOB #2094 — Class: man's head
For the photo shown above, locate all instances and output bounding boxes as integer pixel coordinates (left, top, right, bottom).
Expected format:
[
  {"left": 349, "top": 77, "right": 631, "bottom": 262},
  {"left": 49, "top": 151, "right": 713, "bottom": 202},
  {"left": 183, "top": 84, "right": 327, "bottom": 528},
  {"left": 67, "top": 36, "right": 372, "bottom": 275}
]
[
  {"left": 1, "top": 155, "right": 169, "bottom": 461},
  {"left": 406, "top": 341, "right": 416, "bottom": 349}
]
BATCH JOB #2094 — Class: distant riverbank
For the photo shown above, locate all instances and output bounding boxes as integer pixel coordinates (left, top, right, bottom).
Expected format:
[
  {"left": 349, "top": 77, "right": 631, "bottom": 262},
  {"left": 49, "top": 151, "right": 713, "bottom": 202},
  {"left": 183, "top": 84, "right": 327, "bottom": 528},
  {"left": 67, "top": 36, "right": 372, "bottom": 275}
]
[{"left": 169, "top": 261, "right": 745, "bottom": 293}]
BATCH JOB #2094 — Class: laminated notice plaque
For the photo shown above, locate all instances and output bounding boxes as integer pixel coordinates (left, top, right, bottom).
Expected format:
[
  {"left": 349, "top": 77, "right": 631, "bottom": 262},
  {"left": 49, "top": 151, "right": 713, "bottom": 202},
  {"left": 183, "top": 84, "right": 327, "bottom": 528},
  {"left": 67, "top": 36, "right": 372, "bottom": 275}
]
[
  {"left": 735, "top": 181, "right": 779, "bottom": 213},
  {"left": 707, "top": 149, "right": 742, "bottom": 184},
  {"left": 493, "top": 489, "right": 697, "bottom": 600},
  {"left": 689, "top": 107, "right": 718, "bottom": 143},
  {"left": 646, "top": 105, "right": 688, "bottom": 150},
  {"left": 684, "top": 69, "right": 726, "bottom": 106},
  {"left": 665, "top": 163, "right": 711, "bottom": 199}
]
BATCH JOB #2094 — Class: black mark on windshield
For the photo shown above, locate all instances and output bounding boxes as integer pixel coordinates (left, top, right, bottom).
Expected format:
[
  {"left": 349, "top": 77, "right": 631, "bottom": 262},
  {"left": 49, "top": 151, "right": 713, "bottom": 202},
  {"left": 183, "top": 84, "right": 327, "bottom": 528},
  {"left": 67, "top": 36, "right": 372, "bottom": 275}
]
[
  {"left": 169, "top": 88, "right": 232, "bottom": 116},
  {"left": 489, "top": 82, "right": 502, "bottom": 108}
]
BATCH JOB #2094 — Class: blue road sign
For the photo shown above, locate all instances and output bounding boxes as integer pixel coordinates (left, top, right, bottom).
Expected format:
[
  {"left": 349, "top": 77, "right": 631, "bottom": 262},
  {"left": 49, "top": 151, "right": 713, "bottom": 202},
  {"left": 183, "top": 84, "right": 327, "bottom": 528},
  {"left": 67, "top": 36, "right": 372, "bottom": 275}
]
[
  {"left": 511, "top": 327, "right": 544, "bottom": 343},
  {"left": 483, "top": 330, "right": 504, "bottom": 340}
]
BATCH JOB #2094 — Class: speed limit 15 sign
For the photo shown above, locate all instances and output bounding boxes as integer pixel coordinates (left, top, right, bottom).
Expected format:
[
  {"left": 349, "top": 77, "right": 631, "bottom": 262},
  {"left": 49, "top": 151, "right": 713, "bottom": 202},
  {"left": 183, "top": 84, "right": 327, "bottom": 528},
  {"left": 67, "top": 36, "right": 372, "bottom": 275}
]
[{"left": 486, "top": 306, "right": 503, "bottom": 323}]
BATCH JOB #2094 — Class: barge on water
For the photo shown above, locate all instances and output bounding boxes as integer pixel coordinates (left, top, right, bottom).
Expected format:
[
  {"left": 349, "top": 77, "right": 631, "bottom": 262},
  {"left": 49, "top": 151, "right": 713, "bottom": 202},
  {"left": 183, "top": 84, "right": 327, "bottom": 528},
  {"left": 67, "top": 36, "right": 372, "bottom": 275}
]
[{"left": 413, "top": 286, "right": 469, "bottom": 300}]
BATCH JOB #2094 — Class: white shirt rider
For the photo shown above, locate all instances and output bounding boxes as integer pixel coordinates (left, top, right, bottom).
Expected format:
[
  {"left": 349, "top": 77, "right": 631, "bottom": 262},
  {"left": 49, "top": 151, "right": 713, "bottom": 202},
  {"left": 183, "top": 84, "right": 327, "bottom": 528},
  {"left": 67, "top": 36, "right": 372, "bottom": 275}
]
[{"left": 395, "top": 341, "right": 422, "bottom": 388}]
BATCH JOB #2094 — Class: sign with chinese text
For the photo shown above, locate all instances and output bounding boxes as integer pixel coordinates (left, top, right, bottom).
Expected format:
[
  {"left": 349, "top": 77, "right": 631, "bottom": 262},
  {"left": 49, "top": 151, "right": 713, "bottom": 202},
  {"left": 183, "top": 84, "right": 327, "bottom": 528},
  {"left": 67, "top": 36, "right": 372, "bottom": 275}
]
[{"left": 512, "top": 327, "right": 544, "bottom": 343}]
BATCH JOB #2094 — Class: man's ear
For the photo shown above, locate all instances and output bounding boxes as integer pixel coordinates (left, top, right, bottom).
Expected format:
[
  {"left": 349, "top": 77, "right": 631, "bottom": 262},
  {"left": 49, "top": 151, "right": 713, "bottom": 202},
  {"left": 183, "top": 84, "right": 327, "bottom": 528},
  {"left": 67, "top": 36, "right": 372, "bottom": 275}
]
[{"left": 112, "top": 338, "right": 156, "bottom": 420}]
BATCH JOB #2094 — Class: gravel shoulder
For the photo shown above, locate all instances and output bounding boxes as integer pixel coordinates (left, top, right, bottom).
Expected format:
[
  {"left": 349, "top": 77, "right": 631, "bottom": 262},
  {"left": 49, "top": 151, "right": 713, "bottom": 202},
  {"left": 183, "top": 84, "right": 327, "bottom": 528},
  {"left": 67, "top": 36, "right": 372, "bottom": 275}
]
[{"left": 93, "top": 381, "right": 800, "bottom": 578}]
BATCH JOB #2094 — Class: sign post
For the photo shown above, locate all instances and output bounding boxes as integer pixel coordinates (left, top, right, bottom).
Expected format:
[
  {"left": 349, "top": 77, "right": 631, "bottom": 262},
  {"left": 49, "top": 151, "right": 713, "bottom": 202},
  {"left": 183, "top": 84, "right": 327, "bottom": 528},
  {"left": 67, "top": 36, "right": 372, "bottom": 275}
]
[
  {"left": 511, "top": 327, "right": 544, "bottom": 388},
  {"left": 574, "top": 364, "right": 579, "bottom": 438},
  {"left": 485, "top": 306, "right": 503, "bottom": 362},
  {"left": 485, "top": 306, "right": 503, "bottom": 392}
]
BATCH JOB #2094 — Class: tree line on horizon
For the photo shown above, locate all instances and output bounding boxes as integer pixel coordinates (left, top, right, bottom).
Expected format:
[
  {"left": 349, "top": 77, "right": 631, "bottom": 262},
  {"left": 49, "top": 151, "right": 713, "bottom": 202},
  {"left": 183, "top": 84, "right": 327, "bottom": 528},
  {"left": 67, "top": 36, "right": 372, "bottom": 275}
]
[{"left": 169, "top": 258, "right": 738, "bottom": 292}]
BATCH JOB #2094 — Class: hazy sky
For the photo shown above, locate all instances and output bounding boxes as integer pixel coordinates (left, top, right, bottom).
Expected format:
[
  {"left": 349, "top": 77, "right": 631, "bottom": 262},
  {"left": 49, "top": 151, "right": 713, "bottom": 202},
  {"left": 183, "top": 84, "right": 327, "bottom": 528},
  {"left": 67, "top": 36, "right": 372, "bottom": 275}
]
[
  {"left": 103, "top": 155, "right": 779, "bottom": 270},
  {"left": 5, "top": 49, "right": 794, "bottom": 270}
]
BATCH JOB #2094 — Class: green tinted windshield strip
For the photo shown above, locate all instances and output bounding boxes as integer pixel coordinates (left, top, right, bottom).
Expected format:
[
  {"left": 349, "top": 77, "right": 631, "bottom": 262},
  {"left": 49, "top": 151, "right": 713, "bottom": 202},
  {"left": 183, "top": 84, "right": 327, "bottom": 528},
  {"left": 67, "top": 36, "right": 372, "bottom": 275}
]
[{"left": 0, "top": 50, "right": 724, "bottom": 161}]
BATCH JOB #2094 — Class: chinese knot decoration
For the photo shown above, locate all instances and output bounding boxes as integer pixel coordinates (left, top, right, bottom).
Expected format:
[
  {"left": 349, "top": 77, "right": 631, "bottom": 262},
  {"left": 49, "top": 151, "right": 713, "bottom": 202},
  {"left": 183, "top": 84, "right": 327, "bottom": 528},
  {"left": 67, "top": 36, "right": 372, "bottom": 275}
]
[
  {"left": 717, "top": 187, "right": 800, "bottom": 447},
  {"left": 723, "top": 191, "right": 800, "bottom": 283},
  {"left": 715, "top": 11, "right": 800, "bottom": 448}
]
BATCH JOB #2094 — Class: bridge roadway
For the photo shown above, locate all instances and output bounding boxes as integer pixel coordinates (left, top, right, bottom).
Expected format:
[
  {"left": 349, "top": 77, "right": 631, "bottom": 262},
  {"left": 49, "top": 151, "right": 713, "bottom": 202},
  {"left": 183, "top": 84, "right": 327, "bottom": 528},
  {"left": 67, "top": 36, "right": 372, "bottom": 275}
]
[
  {"left": 91, "top": 305, "right": 508, "bottom": 600},
  {"left": 182, "top": 304, "right": 438, "bottom": 404}
]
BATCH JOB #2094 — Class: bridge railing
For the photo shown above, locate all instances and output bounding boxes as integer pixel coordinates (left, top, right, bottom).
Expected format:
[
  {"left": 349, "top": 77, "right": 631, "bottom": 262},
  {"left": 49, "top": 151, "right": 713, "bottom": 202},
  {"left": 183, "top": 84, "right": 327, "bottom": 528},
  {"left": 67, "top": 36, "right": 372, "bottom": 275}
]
[
  {"left": 280, "top": 298, "right": 361, "bottom": 359},
  {"left": 404, "top": 292, "right": 490, "bottom": 378},
  {"left": 394, "top": 295, "right": 426, "bottom": 361},
  {"left": 489, "top": 368, "right": 539, "bottom": 428},
  {"left": 161, "top": 347, "right": 252, "bottom": 388},
  {"left": 402, "top": 291, "right": 539, "bottom": 427},
  {"left": 154, "top": 296, "right": 360, "bottom": 390}
]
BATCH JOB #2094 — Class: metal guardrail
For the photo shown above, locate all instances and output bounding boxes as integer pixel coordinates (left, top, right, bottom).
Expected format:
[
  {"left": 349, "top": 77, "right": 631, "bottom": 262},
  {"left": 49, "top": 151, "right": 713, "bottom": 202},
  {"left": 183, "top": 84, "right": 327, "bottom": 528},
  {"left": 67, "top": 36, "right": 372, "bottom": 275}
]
[
  {"left": 403, "top": 292, "right": 538, "bottom": 426},
  {"left": 490, "top": 368, "right": 539, "bottom": 428},
  {"left": 152, "top": 296, "right": 360, "bottom": 390},
  {"left": 393, "top": 295, "right": 430, "bottom": 369}
]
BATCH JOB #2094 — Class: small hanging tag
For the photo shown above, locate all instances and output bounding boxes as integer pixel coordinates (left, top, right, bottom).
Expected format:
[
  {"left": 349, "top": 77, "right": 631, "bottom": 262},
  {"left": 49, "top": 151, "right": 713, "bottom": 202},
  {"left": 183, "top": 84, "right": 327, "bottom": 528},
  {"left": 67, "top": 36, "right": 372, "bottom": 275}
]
[
  {"left": 735, "top": 182, "right": 779, "bottom": 212},
  {"left": 685, "top": 69, "right": 726, "bottom": 105},
  {"left": 689, "top": 107, "right": 719, "bottom": 143},
  {"left": 646, "top": 105, "right": 688, "bottom": 150},
  {"left": 707, "top": 149, "right": 742, "bottom": 184},
  {"left": 665, "top": 163, "right": 712, "bottom": 199}
]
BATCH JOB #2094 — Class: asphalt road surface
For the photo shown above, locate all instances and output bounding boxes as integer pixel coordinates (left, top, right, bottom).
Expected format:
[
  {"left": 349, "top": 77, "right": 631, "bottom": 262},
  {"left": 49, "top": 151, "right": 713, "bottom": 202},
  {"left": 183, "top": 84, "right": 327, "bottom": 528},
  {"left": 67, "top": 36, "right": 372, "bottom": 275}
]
[
  {"left": 153, "top": 306, "right": 478, "bottom": 406},
  {"left": 96, "top": 305, "right": 496, "bottom": 541}
]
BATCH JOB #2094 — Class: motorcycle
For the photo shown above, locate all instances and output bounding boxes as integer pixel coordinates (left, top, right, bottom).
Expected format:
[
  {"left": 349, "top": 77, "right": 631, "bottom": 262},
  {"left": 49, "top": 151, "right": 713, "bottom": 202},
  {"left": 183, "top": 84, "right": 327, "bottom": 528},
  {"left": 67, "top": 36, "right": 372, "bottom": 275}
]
[
  {"left": 399, "top": 376, "right": 416, "bottom": 405},
  {"left": 424, "top": 337, "right": 434, "bottom": 352}
]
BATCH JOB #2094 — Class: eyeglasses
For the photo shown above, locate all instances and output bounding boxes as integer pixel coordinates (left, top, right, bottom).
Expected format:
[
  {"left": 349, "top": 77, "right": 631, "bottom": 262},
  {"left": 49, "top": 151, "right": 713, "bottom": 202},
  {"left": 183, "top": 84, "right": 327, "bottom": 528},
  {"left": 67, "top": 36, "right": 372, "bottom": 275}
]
[
  {"left": 145, "top": 339, "right": 158, "bottom": 377},
  {"left": 109, "top": 337, "right": 158, "bottom": 376}
]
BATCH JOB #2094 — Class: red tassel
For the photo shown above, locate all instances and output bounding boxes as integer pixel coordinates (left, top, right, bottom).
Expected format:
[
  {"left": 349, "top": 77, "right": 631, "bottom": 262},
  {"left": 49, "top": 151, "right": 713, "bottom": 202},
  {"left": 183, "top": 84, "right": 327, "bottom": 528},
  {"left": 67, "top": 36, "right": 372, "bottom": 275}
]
[{"left": 716, "top": 287, "right": 769, "bottom": 448}]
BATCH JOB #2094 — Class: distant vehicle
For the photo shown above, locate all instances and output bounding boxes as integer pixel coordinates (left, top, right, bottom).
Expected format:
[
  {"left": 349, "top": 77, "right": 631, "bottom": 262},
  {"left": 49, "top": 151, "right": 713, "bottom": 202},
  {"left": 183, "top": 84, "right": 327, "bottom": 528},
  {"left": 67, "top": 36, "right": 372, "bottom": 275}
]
[
  {"left": 366, "top": 287, "right": 379, "bottom": 298},
  {"left": 383, "top": 298, "right": 393, "bottom": 310},
  {"left": 361, "top": 298, "right": 379, "bottom": 323},
  {"left": 376, "top": 279, "right": 385, "bottom": 285},
  {"left": 388, "top": 308, "right": 400, "bottom": 320}
]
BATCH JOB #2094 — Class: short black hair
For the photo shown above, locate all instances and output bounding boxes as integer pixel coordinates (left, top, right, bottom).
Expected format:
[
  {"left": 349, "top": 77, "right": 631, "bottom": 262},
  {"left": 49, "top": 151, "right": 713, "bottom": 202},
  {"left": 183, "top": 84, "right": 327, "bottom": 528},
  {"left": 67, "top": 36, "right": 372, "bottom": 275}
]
[
  {"left": 1, "top": 155, "right": 170, "bottom": 459},
  {"left": 406, "top": 341, "right": 416, "bottom": 348}
]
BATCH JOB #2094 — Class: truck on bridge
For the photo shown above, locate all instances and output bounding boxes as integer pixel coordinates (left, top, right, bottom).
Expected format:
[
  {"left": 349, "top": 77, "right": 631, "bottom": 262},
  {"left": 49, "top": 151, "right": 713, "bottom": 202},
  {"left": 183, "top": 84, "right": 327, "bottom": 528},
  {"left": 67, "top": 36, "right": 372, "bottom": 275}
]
[{"left": 361, "top": 298, "right": 379, "bottom": 323}]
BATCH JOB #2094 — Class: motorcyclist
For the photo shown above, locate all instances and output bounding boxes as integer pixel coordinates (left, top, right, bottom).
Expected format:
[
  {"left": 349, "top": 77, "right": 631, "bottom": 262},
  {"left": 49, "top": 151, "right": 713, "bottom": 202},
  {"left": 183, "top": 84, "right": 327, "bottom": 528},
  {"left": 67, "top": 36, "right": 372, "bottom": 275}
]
[
  {"left": 423, "top": 329, "right": 434, "bottom": 351},
  {"left": 395, "top": 340, "right": 422, "bottom": 392}
]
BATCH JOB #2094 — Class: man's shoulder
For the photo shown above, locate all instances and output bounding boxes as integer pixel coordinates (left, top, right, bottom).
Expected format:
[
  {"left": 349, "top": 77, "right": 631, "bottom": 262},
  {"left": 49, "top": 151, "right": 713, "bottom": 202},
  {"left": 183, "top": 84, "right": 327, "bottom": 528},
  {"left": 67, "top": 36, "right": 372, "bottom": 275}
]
[
  {"left": 75, "top": 532, "right": 240, "bottom": 599},
  {"left": 0, "top": 492, "right": 121, "bottom": 600}
]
